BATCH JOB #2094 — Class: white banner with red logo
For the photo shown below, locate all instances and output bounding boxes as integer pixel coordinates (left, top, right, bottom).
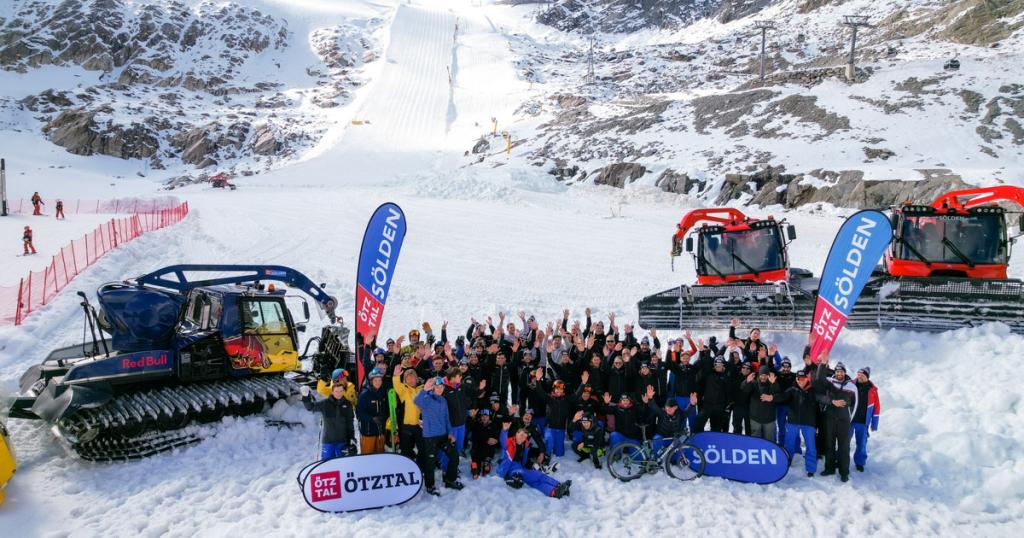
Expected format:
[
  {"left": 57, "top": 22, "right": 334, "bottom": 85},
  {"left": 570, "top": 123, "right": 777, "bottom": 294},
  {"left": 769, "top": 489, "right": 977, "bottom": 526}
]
[{"left": 297, "top": 453, "right": 422, "bottom": 512}]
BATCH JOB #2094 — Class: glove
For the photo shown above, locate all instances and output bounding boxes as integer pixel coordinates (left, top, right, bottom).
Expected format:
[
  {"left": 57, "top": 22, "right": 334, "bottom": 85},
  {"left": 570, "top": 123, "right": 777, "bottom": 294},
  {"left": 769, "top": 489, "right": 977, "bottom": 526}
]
[
  {"left": 300, "top": 385, "right": 310, "bottom": 397},
  {"left": 348, "top": 441, "right": 358, "bottom": 455},
  {"left": 505, "top": 474, "right": 524, "bottom": 489}
]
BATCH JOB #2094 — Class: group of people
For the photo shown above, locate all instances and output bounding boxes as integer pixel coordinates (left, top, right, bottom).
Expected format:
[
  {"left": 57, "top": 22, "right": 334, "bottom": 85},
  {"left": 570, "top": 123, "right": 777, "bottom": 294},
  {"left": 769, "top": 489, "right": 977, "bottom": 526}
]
[
  {"left": 20, "top": 192, "right": 65, "bottom": 255},
  {"left": 300, "top": 311, "right": 881, "bottom": 498}
]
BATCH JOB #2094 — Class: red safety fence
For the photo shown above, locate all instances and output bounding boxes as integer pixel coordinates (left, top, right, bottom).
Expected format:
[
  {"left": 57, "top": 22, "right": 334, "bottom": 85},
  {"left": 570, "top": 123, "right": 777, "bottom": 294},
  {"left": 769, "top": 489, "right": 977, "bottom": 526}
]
[
  {"left": 0, "top": 201, "right": 189, "bottom": 326},
  {"left": 7, "top": 196, "right": 181, "bottom": 215}
]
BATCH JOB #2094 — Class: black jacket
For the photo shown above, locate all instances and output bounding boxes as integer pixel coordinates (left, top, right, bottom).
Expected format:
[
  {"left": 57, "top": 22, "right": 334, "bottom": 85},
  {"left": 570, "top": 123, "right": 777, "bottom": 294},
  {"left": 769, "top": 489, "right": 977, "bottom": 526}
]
[
  {"left": 575, "top": 422, "right": 605, "bottom": 450},
  {"left": 355, "top": 385, "right": 388, "bottom": 436},
  {"left": 303, "top": 394, "right": 356, "bottom": 444},
  {"left": 532, "top": 383, "right": 572, "bottom": 431},
  {"left": 443, "top": 383, "right": 469, "bottom": 428},
  {"left": 648, "top": 400, "right": 686, "bottom": 438},
  {"left": 696, "top": 356, "right": 730, "bottom": 412},
  {"left": 740, "top": 379, "right": 781, "bottom": 423},
  {"left": 778, "top": 385, "right": 818, "bottom": 427}
]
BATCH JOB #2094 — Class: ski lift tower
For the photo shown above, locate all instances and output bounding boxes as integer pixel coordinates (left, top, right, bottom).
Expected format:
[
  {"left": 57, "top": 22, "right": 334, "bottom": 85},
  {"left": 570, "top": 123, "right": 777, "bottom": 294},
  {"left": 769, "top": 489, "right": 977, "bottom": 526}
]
[
  {"left": 753, "top": 20, "right": 775, "bottom": 82},
  {"left": 842, "top": 15, "right": 870, "bottom": 81}
]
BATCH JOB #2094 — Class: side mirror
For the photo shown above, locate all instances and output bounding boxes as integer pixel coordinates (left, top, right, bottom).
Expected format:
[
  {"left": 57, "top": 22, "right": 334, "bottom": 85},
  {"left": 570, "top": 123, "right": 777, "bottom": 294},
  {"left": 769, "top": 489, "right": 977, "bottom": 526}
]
[
  {"left": 787, "top": 224, "right": 797, "bottom": 241},
  {"left": 685, "top": 237, "right": 694, "bottom": 253}
]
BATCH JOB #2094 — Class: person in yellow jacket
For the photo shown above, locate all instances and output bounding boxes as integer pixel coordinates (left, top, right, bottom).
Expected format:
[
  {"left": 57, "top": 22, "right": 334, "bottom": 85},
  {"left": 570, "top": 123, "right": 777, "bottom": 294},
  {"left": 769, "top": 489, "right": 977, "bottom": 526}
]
[
  {"left": 316, "top": 369, "right": 356, "bottom": 408},
  {"left": 392, "top": 364, "right": 424, "bottom": 461}
]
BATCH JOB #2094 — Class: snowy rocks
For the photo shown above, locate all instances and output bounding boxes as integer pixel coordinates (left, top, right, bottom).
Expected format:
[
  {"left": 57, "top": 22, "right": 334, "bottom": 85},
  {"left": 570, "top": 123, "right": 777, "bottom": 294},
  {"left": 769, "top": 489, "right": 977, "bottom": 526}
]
[
  {"left": 717, "top": 167, "right": 972, "bottom": 209},
  {"left": 592, "top": 162, "right": 647, "bottom": 187},
  {"left": 863, "top": 147, "right": 896, "bottom": 161},
  {"left": 656, "top": 169, "right": 705, "bottom": 195},
  {"left": 43, "top": 107, "right": 158, "bottom": 160},
  {"left": 251, "top": 125, "right": 281, "bottom": 156}
]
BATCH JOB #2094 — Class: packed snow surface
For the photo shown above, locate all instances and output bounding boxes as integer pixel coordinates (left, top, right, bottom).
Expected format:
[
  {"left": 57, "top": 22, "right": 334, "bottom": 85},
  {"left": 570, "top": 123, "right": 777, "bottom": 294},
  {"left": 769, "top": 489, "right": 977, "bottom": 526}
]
[{"left": 0, "top": 1, "right": 1022, "bottom": 537}]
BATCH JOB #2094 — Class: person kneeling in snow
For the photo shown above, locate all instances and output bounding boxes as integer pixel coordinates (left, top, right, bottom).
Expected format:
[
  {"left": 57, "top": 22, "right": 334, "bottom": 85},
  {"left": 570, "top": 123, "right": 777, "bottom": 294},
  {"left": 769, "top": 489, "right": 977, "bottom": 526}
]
[
  {"left": 498, "top": 421, "right": 571, "bottom": 498},
  {"left": 301, "top": 381, "right": 356, "bottom": 461},
  {"left": 571, "top": 411, "right": 605, "bottom": 469}
]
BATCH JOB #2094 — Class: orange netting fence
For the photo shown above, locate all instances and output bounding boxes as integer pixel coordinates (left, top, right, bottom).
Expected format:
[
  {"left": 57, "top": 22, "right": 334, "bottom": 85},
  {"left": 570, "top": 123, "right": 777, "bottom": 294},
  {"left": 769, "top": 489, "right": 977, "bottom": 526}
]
[
  {"left": 8, "top": 196, "right": 182, "bottom": 215},
  {"left": 0, "top": 201, "right": 190, "bottom": 326}
]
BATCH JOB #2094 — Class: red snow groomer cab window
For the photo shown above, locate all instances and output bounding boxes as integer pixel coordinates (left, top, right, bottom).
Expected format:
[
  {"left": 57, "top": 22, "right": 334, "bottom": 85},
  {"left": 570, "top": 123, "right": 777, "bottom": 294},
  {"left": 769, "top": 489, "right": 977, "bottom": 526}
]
[
  {"left": 695, "top": 221, "right": 788, "bottom": 284},
  {"left": 889, "top": 202, "right": 1011, "bottom": 279}
]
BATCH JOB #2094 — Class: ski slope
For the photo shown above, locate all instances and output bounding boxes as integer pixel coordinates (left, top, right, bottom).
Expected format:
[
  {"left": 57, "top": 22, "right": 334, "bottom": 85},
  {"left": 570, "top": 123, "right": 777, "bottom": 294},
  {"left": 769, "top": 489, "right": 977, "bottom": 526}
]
[{"left": 1, "top": 1, "right": 1023, "bottom": 537}]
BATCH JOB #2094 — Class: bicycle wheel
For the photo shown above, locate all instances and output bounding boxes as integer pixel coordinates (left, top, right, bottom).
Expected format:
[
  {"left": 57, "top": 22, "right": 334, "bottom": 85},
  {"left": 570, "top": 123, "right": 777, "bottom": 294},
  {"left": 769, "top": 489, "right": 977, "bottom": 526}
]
[
  {"left": 607, "top": 442, "right": 648, "bottom": 482},
  {"left": 664, "top": 443, "right": 706, "bottom": 481}
]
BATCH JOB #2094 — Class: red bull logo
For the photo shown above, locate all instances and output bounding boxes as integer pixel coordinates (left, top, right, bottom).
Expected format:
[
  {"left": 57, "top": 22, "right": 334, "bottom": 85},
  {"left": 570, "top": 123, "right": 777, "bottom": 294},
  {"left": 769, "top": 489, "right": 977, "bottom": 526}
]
[{"left": 121, "top": 353, "right": 169, "bottom": 369}]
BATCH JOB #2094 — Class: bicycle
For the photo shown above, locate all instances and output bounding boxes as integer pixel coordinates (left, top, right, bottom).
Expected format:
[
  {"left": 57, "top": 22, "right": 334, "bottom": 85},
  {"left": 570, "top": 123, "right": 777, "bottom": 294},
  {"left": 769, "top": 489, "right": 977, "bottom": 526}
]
[{"left": 606, "top": 424, "right": 706, "bottom": 482}]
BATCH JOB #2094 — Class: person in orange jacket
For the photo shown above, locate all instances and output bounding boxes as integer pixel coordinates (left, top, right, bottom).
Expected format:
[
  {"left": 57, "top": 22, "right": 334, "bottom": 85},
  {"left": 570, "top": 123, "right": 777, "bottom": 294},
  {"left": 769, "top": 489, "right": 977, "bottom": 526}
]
[
  {"left": 31, "top": 192, "right": 44, "bottom": 215},
  {"left": 22, "top": 226, "right": 37, "bottom": 255}
]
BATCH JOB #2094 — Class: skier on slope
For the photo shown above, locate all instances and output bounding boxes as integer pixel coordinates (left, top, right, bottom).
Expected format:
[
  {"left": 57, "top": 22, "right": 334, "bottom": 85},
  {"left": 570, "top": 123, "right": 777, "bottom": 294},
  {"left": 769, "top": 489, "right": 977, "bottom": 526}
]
[
  {"left": 31, "top": 192, "right": 44, "bottom": 215},
  {"left": 55, "top": 200, "right": 65, "bottom": 220},
  {"left": 498, "top": 420, "right": 571, "bottom": 498},
  {"left": 22, "top": 226, "right": 37, "bottom": 255},
  {"left": 300, "top": 380, "right": 356, "bottom": 461}
]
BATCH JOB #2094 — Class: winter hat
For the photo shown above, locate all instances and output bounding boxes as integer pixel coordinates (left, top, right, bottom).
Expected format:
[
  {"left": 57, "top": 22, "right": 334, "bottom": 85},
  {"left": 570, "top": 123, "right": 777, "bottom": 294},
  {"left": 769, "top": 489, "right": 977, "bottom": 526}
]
[
  {"left": 331, "top": 368, "right": 347, "bottom": 381},
  {"left": 480, "top": 409, "right": 490, "bottom": 416},
  {"left": 834, "top": 362, "right": 847, "bottom": 373},
  {"left": 459, "top": 357, "right": 470, "bottom": 365},
  {"left": 858, "top": 367, "right": 871, "bottom": 378},
  {"left": 374, "top": 348, "right": 386, "bottom": 356},
  {"left": 665, "top": 398, "right": 679, "bottom": 408},
  {"left": 641, "top": 336, "right": 650, "bottom": 345},
  {"left": 640, "top": 362, "right": 651, "bottom": 370},
  {"left": 434, "top": 376, "right": 445, "bottom": 386},
  {"left": 386, "top": 338, "right": 395, "bottom": 345},
  {"left": 523, "top": 408, "right": 534, "bottom": 416},
  {"left": 714, "top": 357, "right": 726, "bottom": 365},
  {"left": 368, "top": 368, "right": 384, "bottom": 379},
  {"left": 796, "top": 369, "right": 808, "bottom": 378},
  {"left": 780, "top": 358, "right": 791, "bottom": 368},
  {"left": 741, "top": 361, "right": 753, "bottom": 370},
  {"left": 581, "top": 384, "right": 593, "bottom": 393},
  {"left": 489, "top": 393, "right": 500, "bottom": 403},
  {"left": 758, "top": 365, "right": 771, "bottom": 375}
]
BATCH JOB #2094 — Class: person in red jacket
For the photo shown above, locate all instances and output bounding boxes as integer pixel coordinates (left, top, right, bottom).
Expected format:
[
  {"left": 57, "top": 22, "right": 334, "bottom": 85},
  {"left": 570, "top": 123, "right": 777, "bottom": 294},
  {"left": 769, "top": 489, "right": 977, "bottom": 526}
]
[
  {"left": 31, "top": 192, "right": 44, "bottom": 215},
  {"left": 55, "top": 200, "right": 65, "bottom": 220},
  {"left": 22, "top": 226, "right": 37, "bottom": 255},
  {"left": 852, "top": 367, "right": 880, "bottom": 472}
]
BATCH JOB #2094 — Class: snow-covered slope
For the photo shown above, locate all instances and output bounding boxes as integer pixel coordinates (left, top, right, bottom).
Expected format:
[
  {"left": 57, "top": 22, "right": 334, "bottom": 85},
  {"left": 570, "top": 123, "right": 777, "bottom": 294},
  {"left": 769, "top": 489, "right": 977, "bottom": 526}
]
[{"left": 480, "top": 0, "right": 1024, "bottom": 204}]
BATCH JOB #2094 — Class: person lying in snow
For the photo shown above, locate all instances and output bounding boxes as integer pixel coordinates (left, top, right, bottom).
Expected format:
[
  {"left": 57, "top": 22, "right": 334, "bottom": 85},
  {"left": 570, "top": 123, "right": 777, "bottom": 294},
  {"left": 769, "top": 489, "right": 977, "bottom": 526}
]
[{"left": 498, "top": 420, "right": 571, "bottom": 498}]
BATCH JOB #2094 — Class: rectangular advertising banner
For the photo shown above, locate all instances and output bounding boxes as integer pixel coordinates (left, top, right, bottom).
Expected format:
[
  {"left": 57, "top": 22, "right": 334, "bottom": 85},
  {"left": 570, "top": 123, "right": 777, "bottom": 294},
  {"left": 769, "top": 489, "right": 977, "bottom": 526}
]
[
  {"left": 355, "top": 203, "right": 407, "bottom": 385},
  {"left": 809, "top": 210, "right": 893, "bottom": 362}
]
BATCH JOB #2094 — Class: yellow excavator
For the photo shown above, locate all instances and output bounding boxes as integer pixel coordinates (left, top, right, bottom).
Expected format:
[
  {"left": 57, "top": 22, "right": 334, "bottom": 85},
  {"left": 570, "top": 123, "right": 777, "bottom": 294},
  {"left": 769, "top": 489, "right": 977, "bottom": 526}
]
[{"left": 0, "top": 403, "right": 15, "bottom": 506}]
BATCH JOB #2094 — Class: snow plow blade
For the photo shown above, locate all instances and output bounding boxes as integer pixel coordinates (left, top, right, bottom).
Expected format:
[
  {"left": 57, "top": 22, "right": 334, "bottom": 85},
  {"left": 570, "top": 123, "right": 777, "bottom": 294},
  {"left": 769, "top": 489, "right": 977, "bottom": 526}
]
[
  {"left": 848, "top": 277, "right": 1024, "bottom": 333},
  {"left": 637, "top": 270, "right": 818, "bottom": 332}
]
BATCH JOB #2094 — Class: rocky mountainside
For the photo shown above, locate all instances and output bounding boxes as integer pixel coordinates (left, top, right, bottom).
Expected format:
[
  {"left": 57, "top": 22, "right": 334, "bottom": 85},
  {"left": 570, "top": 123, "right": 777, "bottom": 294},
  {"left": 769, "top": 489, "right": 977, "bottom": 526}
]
[
  {"left": 485, "top": 0, "right": 1024, "bottom": 208},
  {"left": 0, "top": 0, "right": 384, "bottom": 178}
]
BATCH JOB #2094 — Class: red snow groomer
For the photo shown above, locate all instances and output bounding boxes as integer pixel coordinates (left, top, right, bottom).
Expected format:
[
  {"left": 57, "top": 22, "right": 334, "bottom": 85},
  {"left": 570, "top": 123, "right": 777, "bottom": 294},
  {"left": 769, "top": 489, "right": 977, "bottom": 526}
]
[
  {"left": 209, "top": 173, "right": 236, "bottom": 190},
  {"left": 638, "top": 208, "right": 817, "bottom": 332},
  {"left": 847, "top": 186, "right": 1024, "bottom": 332}
]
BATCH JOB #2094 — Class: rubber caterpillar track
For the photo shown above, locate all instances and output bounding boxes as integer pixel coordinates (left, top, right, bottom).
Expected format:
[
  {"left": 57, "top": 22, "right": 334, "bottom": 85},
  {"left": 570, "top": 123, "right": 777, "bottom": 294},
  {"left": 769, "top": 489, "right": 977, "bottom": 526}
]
[{"left": 57, "top": 376, "right": 299, "bottom": 462}]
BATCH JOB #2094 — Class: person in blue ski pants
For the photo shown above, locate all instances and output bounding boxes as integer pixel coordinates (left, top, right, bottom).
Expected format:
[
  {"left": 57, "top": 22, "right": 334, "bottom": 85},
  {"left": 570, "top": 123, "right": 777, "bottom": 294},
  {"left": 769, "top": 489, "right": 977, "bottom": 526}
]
[
  {"left": 778, "top": 369, "right": 819, "bottom": 476},
  {"left": 498, "top": 423, "right": 571, "bottom": 498}
]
